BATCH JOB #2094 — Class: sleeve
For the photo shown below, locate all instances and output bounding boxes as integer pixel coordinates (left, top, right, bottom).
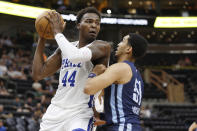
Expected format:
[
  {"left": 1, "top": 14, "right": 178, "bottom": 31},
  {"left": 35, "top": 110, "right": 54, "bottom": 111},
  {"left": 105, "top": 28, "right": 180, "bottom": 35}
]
[{"left": 55, "top": 33, "right": 92, "bottom": 63}]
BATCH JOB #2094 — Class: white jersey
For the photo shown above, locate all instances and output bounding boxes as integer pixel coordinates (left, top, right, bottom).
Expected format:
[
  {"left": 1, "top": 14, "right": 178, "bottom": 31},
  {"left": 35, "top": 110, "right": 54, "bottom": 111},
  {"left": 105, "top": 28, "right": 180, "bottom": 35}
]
[{"left": 51, "top": 41, "right": 94, "bottom": 111}]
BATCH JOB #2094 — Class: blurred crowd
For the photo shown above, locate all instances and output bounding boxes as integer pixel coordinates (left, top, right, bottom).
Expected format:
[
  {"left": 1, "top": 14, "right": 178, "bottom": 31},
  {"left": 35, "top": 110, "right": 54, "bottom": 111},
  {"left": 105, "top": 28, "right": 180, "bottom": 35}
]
[{"left": 0, "top": 31, "right": 57, "bottom": 131}]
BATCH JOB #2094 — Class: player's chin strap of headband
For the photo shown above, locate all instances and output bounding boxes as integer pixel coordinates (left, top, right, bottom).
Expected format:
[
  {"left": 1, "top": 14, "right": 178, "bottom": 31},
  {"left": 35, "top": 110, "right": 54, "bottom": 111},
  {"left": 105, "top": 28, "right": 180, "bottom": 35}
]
[{"left": 55, "top": 33, "right": 92, "bottom": 63}]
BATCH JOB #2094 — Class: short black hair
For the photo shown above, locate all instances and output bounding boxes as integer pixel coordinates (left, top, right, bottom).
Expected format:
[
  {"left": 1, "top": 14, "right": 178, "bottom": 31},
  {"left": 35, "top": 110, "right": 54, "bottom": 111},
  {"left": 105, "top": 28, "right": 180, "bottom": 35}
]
[
  {"left": 128, "top": 33, "right": 148, "bottom": 59},
  {"left": 76, "top": 7, "right": 101, "bottom": 24}
]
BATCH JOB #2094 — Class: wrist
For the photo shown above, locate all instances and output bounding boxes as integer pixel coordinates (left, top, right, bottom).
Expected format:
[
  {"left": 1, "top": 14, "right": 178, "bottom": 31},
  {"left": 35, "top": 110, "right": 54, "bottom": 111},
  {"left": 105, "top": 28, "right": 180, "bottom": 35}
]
[
  {"left": 38, "top": 37, "right": 46, "bottom": 45},
  {"left": 54, "top": 30, "right": 62, "bottom": 36},
  {"left": 55, "top": 33, "right": 63, "bottom": 38}
]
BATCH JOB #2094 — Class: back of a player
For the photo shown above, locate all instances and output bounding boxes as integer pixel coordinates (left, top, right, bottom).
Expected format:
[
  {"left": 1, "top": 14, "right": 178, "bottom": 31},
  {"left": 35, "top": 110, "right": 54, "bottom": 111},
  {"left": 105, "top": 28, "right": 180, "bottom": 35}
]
[{"left": 104, "top": 60, "right": 144, "bottom": 131}]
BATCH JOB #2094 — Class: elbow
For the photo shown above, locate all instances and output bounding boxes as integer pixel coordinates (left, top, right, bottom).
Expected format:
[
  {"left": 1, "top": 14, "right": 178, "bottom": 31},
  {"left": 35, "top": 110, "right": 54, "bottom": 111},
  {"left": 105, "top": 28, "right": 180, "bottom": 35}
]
[{"left": 32, "top": 73, "right": 41, "bottom": 81}]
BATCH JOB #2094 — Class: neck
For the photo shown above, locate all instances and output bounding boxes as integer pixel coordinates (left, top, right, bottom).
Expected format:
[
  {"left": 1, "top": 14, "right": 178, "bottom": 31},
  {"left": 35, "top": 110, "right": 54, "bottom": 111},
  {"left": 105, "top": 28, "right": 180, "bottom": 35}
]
[
  {"left": 78, "top": 35, "right": 94, "bottom": 48},
  {"left": 117, "top": 55, "right": 135, "bottom": 63}
]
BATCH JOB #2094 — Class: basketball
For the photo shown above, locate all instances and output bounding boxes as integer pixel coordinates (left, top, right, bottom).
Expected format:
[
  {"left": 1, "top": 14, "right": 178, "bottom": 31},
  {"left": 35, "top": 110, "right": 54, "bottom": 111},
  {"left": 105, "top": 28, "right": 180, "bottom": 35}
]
[{"left": 35, "top": 10, "right": 64, "bottom": 39}]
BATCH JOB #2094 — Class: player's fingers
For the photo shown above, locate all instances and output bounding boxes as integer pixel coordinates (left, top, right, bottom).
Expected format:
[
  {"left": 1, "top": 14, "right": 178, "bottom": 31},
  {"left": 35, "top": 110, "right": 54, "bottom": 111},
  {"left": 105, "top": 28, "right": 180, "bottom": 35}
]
[
  {"left": 51, "top": 10, "right": 57, "bottom": 15},
  {"left": 54, "top": 12, "right": 59, "bottom": 19},
  {"left": 49, "top": 10, "right": 58, "bottom": 20},
  {"left": 52, "top": 11, "right": 59, "bottom": 19},
  {"left": 47, "top": 11, "right": 53, "bottom": 18}
]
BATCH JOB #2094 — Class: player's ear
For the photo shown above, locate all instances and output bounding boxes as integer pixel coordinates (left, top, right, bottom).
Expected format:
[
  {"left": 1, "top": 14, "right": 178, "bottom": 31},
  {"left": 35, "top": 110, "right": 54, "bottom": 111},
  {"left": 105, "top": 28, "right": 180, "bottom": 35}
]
[{"left": 126, "top": 46, "right": 132, "bottom": 54}]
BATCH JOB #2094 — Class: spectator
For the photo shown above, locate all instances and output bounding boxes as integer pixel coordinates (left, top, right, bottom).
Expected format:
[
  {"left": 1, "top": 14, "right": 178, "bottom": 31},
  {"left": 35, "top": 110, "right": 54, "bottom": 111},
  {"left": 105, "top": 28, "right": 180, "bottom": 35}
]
[
  {"left": 32, "top": 81, "right": 43, "bottom": 99},
  {"left": 7, "top": 65, "right": 26, "bottom": 80},
  {"left": 41, "top": 94, "right": 52, "bottom": 109},
  {"left": 141, "top": 105, "right": 152, "bottom": 118},
  {"left": 0, "top": 119, "right": 6, "bottom": 131},
  {"left": 13, "top": 96, "right": 23, "bottom": 112},
  {"left": 33, "top": 78, "right": 55, "bottom": 96},
  {"left": 0, "top": 60, "right": 7, "bottom": 77},
  {"left": 177, "top": 58, "right": 185, "bottom": 67},
  {"left": 0, "top": 105, "right": 13, "bottom": 119},
  {"left": 184, "top": 56, "right": 192, "bottom": 66},
  {"left": 0, "top": 80, "right": 9, "bottom": 96},
  {"left": 44, "top": 77, "right": 55, "bottom": 95},
  {"left": 4, "top": 36, "right": 13, "bottom": 47},
  {"left": 23, "top": 96, "right": 36, "bottom": 112}
]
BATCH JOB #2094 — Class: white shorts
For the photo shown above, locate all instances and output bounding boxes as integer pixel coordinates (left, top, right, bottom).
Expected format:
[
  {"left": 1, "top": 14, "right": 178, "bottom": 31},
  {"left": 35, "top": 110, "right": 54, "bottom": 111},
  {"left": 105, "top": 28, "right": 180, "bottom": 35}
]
[{"left": 40, "top": 104, "right": 94, "bottom": 131}]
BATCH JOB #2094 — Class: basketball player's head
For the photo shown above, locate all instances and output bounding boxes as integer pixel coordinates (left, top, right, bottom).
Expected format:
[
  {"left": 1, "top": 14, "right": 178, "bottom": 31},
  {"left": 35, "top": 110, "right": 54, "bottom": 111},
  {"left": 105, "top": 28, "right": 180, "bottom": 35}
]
[
  {"left": 76, "top": 7, "right": 101, "bottom": 42},
  {"left": 115, "top": 33, "right": 148, "bottom": 60}
]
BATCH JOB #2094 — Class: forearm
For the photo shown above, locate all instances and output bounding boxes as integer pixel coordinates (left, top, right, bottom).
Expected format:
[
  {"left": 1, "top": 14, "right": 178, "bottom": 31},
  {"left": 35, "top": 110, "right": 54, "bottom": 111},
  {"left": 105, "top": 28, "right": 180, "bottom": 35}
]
[
  {"left": 32, "top": 38, "right": 46, "bottom": 81},
  {"left": 85, "top": 75, "right": 110, "bottom": 95},
  {"left": 55, "top": 33, "right": 92, "bottom": 63}
]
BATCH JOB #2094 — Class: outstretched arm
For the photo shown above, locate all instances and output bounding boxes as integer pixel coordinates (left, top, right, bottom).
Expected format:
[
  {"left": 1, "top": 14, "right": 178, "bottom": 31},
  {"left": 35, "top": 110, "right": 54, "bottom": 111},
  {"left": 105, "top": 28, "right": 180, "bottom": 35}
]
[
  {"left": 84, "top": 63, "right": 132, "bottom": 95},
  {"left": 32, "top": 37, "right": 61, "bottom": 81}
]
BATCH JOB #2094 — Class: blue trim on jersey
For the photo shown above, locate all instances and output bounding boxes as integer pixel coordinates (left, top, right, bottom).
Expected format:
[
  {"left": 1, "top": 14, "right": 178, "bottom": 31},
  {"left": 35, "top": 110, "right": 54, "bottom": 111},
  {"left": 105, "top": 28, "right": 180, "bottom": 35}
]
[
  {"left": 72, "top": 129, "right": 85, "bottom": 131},
  {"left": 87, "top": 117, "right": 93, "bottom": 131},
  {"left": 127, "top": 123, "right": 132, "bottom": 131},
  {"left": 88, "top": 95, "right": 94, "bottom": 108},
  {"left": 117, "top": 84, "right": 125, "bottom": 123},
  {"left": 118, "top": 123, "right": 124, "bottom": 131},
  {"left": 110, "top": 84, "right": 118, "bottom": 123},
  {"left": 115, "top": 85, "right": 120, "bottom": 123}
]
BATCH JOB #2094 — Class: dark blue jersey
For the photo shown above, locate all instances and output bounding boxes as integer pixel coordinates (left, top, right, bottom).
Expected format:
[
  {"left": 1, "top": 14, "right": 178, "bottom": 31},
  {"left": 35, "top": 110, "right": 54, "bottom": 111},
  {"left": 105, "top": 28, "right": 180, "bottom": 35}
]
[{"left": 104, "top": 61, "right": 144, "bottom": 126}]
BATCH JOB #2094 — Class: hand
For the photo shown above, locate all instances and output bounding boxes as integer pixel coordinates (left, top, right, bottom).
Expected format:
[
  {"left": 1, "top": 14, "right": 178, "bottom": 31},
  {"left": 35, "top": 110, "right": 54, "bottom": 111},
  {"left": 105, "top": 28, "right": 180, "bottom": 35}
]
[
  {"left": 94, "top": 117, "right": 106, "bottom": 126},
  {"left": 45, "top": 10, "right": 66, "bottom": 35},
  {"left": 92, "top": 64, "right": 106, "bottom": 75}
]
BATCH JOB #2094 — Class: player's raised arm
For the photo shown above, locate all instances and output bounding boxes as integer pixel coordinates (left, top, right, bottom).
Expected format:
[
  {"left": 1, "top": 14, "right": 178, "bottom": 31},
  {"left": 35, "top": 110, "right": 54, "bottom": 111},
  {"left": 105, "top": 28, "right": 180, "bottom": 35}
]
[
  {"left": 32, "top": 37, "right": 61, "bottom": 81},
  {"left": 46, "top": 11, "right": 111, "bottom": 64},
  {"left": 84, "top": 62, "right": 132, "bottom": 95}
]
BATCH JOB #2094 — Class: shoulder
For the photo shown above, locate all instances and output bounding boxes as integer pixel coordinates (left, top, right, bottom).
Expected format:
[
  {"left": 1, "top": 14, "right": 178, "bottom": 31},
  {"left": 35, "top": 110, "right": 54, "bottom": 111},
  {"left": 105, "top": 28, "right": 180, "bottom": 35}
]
[
  {"left": 109, "top": 62, "right": 132, "bottom": 74},
  {"left": 108, "top": 62, "right": 132, "bottom": 84},
  {"left": 92, "top": 40, "right": 111, "bottom": 48},
  {"left": 55, "top": 48, "right": 61, "bottom": 55}
]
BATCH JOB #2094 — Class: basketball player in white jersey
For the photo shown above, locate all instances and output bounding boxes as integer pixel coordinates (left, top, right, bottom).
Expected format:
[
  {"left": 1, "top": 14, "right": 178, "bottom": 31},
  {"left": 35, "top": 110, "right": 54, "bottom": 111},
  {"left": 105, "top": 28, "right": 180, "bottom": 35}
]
[{"left": 32, "top": 7, "right": 110, "bottom": 131}]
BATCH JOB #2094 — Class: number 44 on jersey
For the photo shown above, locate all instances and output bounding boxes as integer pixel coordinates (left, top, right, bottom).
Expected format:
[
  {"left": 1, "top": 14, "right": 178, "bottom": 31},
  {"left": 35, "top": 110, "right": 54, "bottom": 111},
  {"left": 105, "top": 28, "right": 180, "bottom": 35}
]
[{"left": 62, "top": 71, "right": 77, "bottom": 87}]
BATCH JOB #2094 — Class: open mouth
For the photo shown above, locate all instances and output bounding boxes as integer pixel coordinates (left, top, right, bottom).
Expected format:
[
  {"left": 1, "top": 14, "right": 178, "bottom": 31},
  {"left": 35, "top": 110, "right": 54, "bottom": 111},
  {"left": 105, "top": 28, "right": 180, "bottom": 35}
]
[{"left": 89, "top": 31, "right": 96, "bottom": 35}]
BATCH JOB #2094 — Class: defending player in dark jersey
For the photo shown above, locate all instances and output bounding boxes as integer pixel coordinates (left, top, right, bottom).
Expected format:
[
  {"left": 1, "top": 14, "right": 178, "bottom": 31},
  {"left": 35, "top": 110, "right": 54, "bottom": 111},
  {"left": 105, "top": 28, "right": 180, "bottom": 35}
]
[{"left": 84, "top": 33, "right": 148, "bottom": 131}]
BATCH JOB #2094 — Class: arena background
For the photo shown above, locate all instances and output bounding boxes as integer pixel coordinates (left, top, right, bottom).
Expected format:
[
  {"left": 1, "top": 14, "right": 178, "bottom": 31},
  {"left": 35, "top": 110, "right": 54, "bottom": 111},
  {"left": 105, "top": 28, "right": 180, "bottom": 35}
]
[{"left": 0, "top": 0, "right": 197, "bottom": 131}]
